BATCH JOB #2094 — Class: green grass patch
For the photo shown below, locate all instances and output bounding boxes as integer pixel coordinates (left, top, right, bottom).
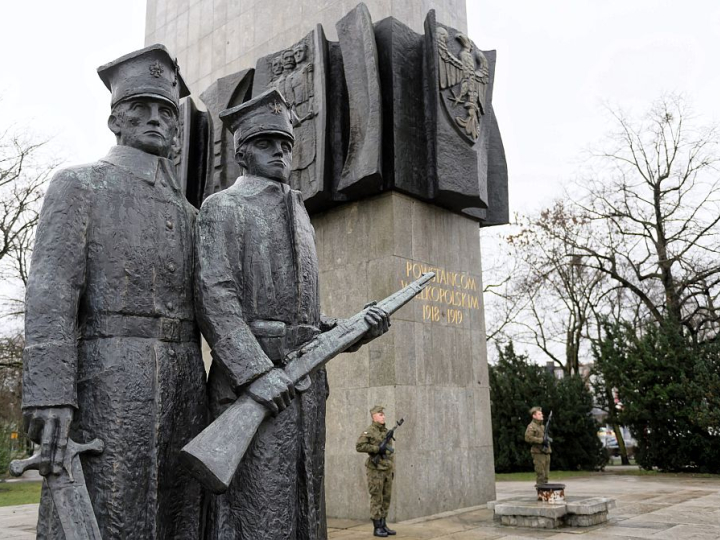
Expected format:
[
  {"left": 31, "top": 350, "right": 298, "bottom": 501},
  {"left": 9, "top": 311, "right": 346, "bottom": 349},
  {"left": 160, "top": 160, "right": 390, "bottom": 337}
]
[
  {"left": 495, "top": 470, "right": 598, "bottom": 482},
  {"left": 0, "top": 481, "right": 42, "bottom": 507},
  {"left": 495, "top": 469, "right": 720, "bottom": 482}
]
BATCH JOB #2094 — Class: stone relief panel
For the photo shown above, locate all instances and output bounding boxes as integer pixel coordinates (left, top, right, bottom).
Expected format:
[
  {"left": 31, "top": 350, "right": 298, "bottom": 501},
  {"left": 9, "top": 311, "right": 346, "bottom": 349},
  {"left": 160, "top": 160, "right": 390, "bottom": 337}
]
[
  {"left": 436, "top": 26, "right": 489, "bottom": 144},
  {"left": 253, "top": 29, "right": 328, "bottom": 204},
  {"left": 178, "top": 4, "right": 508, "bottom": 226}
]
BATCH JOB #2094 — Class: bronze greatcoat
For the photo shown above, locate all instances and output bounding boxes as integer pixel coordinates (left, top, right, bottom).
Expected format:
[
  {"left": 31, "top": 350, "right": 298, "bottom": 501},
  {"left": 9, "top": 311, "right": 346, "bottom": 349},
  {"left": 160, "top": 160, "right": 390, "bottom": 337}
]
[
  {"left": 195, "top": 174, "right": 328, "bottom": 540},
  {"left": 23, "top": 145, "right": 206, "bottom": 539}
]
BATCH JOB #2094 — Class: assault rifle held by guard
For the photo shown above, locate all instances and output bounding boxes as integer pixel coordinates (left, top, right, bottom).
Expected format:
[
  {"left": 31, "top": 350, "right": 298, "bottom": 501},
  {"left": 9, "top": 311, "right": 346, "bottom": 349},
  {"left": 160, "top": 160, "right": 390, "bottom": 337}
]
[
  {"left": 372, "top": 418, "right": 404, "bottom": 466},
  {"left": 181, "top": 272, "right": 435, "bottom": 494},
  {"left": 542, "top": 410, "right": 553, "bottom": 452}
]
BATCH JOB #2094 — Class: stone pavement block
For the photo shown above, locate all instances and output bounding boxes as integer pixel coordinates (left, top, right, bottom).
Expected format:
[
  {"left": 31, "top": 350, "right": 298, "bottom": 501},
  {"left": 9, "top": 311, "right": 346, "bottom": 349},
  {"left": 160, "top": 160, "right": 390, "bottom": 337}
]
[
  {"left": 327, "top": 517, "right": 366, "bottom": 529},
  {"left": 547, "top": 533, "right": 650, "bottom": 540},
  {"left": 438, "top": 530, "right": 505, "bottom": 540},
  {"left": 641, "top": 508, "right": 720, "bottom": 526},
  {"left": 0, "top": 504, "right": 37, "bottom": 540},
  {"left": 0, "top": 533, "right": 36, "bottom": 540},
  {"left": 653, "top": 523, "right": 720, "bottom": 540},
  {"left": 494, "top": 534, "right": 558, "bottom": 540},
  {"left": 589, "top": 524, "right": 674, "bottom": 538},
  {"left": 610, "top": 502, "right": 672, "bottom": 516},
  {"left": 494, "top": 501, "right": 567, "bottom": 519},
  {"left": 674, "top": 495, "right": 720, "bottom": 507},
  {"left": 566, "top": 497, "right": 615, "bottom": 514},
  {"left": 612, "top": 519, "right": 675, "bottom": 530},
  {"left": 565, "top": 512, "right": 608, "bottom": 527},
  {"left": 500, "top": 515, "right": 562, "bottom": 529}
]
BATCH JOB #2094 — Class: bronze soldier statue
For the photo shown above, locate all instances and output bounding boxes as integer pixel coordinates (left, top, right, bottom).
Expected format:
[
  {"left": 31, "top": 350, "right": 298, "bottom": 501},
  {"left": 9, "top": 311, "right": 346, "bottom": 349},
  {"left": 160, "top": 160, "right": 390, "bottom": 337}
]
[
  {"left": 356, "top": 405, "right": 397, "bottom": 537},
  {"left": 525, "top": 406, "right": 551, "bottom": 486},
  {"left": 194, "top": 88, "right": 389, "bottom": 539},
  {"left": 21, "top": 44, "right": 206, "bottom": 538}
]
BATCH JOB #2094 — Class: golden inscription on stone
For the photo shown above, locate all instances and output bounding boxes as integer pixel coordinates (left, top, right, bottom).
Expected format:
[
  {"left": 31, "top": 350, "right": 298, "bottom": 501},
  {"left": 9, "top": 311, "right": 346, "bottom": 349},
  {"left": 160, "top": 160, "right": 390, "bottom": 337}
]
[{"left": 400, "top": 261, "right": 481, "bottom": 326}]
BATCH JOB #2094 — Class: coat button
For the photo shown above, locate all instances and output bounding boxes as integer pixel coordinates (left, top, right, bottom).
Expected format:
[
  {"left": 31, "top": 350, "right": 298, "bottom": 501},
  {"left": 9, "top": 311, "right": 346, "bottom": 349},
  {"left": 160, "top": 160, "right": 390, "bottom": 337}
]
[
  {"left": 168, "top": 263, "right": 176, "bottom": 273},
  {"left": 166, "top": 220, "right": 174, "bottom": 230},
  {"left": 166, "top": 301, "right": 174, "bottom": 310},
  {"left": 168, "top": 349, "right": 176, "bottom": 358}
]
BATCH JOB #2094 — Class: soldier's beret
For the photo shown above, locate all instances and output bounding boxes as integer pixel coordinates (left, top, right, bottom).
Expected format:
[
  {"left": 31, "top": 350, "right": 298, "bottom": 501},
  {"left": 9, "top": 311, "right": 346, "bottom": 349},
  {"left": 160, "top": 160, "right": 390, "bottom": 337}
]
[
  {"left": 529, "top": 406, "right": 542, "bottom": 415},
  {"left": 370, "top": 405, "right": 385, "bottom": 415},
  {"left": 97, "top": 44, "right": 189, "bottom": 111},
  {"left": 220, "top": 88, "right": 295, "bottom": 149}
]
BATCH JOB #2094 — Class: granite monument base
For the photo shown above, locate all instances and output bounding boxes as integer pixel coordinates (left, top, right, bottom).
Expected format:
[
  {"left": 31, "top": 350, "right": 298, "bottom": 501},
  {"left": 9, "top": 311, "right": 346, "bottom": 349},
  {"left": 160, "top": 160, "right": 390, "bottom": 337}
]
[{"left": 316, "top": 192, "right": 495, "bottom": 521}]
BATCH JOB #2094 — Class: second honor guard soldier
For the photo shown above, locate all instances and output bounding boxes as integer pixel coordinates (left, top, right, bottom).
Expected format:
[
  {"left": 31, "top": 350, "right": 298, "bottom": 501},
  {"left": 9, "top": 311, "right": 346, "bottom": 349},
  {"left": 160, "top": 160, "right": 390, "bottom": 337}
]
[
  {"left": 525, "top": 406, "right": 551, "bottom": 485},
  {"left": 356, "top": 405, "right": 396, "bottom": 537}
]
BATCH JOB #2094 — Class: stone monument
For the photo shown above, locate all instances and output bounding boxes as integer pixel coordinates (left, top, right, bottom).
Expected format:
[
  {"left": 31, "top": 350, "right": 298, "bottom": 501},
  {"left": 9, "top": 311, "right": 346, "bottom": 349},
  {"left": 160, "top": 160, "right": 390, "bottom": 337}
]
[{"left": 145, "top": 0, "right": 508, "bottom": 521}]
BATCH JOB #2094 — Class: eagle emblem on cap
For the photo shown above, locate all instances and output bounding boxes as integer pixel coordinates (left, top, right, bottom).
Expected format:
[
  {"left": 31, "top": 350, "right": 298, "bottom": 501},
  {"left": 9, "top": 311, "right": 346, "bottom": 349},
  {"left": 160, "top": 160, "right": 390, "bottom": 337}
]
[{"left": 149, "top": 60, "right": 164, "bottom": 78}]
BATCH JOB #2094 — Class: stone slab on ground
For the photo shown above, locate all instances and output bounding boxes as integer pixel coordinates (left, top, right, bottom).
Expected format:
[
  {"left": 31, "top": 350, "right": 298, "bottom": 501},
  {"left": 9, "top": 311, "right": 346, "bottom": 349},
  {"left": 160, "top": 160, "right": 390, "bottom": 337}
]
[
  {"left": 491, "top": 496, "right": 615, "bottom": 529},
  {"left": 3, "top": 472, "right": 720, "bottom": 539}
]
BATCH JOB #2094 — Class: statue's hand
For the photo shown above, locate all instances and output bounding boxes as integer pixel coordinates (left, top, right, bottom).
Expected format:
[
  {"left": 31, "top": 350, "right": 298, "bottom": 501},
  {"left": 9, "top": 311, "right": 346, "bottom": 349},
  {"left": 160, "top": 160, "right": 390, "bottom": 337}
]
[
  {"left": 23, "top": 406, "right": 74, "bottom": 476},
  {"left": 247, "top": 369, "right": 296, "bottom": 416},
  {"left": 364, "top": 305, "right": 390, "bottom": 340}
]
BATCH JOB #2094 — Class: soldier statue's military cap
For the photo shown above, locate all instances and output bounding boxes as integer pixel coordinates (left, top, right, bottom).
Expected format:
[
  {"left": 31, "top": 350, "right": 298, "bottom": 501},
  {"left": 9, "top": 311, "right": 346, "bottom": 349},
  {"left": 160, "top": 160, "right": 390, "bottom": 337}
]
[
  {"left": 97, "top": 44, "right": 190, "bottom": 111},
  {"left": 529, "top": 406, "right": 542, "bottom": 415},
  {"left": 219, "top": 88, "right": 295, "bottom": 149},
  {"left": 370, "top": 405, "right": 385, "bottom": 415}
]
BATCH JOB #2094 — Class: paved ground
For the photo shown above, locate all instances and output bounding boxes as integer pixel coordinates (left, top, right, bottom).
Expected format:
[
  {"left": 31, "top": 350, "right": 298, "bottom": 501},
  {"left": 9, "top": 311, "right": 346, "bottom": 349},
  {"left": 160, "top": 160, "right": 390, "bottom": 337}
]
[{"left": 2, "top": 473, "right": 719, "bottom": 539}]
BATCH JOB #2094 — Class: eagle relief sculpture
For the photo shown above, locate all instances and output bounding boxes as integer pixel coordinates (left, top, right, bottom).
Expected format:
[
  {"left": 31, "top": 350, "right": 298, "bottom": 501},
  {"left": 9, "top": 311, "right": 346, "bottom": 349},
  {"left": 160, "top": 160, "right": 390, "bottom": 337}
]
[{"left": 436, "top": 26, "right": 489, "bottom": 142}]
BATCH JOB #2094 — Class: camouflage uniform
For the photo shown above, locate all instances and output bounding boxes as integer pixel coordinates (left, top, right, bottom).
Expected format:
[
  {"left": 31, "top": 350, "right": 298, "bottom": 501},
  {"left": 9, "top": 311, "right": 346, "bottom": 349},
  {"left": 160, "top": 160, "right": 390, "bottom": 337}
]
[
  {"left": 525, "top": 415, "right": 551, "bottom": 485},
  {"left": 356, "top": 420, "right": 394, "bottom": 520}
]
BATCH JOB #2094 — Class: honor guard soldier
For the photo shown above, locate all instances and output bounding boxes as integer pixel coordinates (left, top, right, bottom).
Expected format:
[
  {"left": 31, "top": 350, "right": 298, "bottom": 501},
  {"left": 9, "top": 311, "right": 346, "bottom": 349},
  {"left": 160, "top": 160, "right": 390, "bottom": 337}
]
[
  {"left": 21, "top": 45, "right": 206, "bottom": 538},
  {"left": 356, "top": 405, "right": 397, "bottom": 537},
  {"left": 525, "top": 406, "right": 552, "bottom": 485}
]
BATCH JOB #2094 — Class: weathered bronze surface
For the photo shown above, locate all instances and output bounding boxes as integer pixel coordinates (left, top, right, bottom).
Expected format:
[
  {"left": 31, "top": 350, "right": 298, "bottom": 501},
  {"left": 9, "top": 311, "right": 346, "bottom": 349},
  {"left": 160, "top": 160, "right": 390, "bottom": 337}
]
[
  {"left": 21, "top": 44, "right": 206, "bottom": 539},
  {"left": 194, "top": 88, "right": 391, "bottom": 539},
  {"left": 181, "top": 4, "right": 508, "bottom": 226}
]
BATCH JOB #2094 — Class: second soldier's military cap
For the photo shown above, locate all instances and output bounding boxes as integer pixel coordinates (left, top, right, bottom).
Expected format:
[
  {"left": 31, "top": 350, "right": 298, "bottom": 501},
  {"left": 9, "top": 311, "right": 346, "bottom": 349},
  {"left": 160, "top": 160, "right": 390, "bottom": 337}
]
[
  {"left": 529, "top": 406, "right": 542, "bottom": 414},
  {"left": 97, "top": 44, "right": 190, "bottom": 111},
  {"left": 219, "top": 88, "right": 295, "bottom": 149},
  {"left": 370, "top": 405, "right": 385, "bottom": 415}
]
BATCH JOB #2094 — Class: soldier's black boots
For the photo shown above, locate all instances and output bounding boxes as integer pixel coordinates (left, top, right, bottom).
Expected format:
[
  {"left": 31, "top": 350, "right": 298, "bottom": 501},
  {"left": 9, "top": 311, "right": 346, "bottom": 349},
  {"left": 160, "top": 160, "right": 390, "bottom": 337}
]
[
  {"left": 372, "top": 519, "right": 388, "bottom": 537},
  {"left": 381, "top": 518, "right": 396, "bottom": 535}
]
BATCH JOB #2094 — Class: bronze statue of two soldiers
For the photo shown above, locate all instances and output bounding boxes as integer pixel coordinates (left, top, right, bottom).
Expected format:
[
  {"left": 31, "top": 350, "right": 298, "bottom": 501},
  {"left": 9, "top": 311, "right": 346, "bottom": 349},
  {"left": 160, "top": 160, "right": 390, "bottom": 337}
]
[{"left": 21, "top": 45, "right": 390, "bottom": 539}]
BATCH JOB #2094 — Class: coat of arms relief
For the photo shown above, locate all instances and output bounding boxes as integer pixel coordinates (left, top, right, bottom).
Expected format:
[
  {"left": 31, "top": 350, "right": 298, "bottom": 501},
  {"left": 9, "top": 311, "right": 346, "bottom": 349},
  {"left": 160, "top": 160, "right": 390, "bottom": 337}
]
[{"left": 436, "top": 26, "right": 489, "bottom": 143}]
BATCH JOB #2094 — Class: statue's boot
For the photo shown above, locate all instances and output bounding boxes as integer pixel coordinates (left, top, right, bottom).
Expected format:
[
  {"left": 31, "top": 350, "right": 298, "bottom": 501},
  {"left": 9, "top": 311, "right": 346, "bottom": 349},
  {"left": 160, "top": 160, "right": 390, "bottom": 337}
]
[
  {"left": 373, "top": 519, "right": 388, "bottom": 537},
  {"left": 381, "top": 518, "right": 396, "bottom": 535}
]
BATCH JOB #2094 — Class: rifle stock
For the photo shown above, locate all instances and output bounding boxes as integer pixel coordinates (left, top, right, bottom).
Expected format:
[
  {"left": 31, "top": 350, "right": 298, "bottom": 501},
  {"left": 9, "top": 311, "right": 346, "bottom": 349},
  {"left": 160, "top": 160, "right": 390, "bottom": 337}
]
[{"left": 181, "top": 273, "right": 434, "bottom": 493}]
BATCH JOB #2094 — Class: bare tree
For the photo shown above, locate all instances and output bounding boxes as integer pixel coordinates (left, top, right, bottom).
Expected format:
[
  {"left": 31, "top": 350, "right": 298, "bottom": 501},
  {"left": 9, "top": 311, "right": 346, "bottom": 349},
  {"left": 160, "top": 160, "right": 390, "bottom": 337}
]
[
  {"left": 0, "top": 128, "right": 56, "bottom": 319},
  {"left": 490, "top": 205, "right": 609, "bottom": 375},
  {"left": 566, "top": 95, "right": 720, "bottom": 341},
  {"left": 481, "top": 229, "right": 532, "bottom": 344}
]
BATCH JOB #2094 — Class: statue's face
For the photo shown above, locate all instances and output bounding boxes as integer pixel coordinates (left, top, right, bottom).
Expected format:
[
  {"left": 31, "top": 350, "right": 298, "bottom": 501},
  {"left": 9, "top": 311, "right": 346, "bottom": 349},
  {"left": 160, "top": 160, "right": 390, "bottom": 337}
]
[
  {"left": 271, "top": 56, "right": 283, "bottom": 75},
  {"left": 293, "top": 43, "right": 306, "bottom": 63},
  {"left": 238, "top": 135, "right": 293, "bottom": 183},
  {"left": 282, "top": 50, "right": 296, "bottom": 71},
  {"left": 110, "top": 97, "right": 177, "bottom": 157}
]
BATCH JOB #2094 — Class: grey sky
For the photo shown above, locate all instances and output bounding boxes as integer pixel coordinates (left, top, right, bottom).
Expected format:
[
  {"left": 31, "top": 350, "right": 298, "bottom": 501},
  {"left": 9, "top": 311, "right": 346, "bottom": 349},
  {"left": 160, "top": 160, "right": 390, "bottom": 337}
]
[{"left": 2, "top": 0, "right": 719, "bottom": 216}]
